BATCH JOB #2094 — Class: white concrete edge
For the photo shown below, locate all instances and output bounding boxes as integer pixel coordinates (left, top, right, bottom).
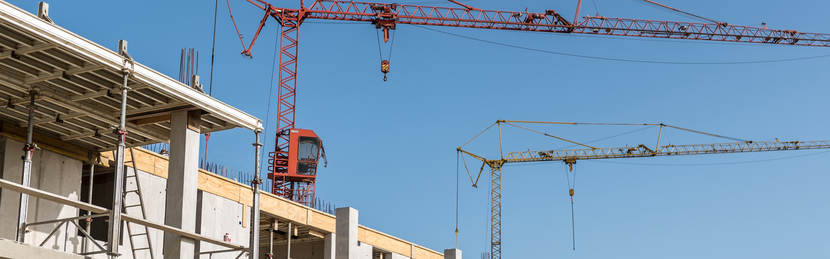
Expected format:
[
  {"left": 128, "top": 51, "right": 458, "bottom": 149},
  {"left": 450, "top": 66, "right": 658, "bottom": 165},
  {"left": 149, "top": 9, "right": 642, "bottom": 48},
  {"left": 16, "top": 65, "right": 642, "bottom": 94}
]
[{"left": 0, "top": 0, "right": 264, "bottom": 131}]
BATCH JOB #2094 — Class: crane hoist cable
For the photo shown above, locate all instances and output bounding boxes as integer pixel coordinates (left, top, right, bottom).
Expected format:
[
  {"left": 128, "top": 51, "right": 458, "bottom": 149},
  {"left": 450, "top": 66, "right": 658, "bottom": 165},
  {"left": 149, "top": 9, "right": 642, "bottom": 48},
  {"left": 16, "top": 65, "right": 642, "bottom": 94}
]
[
  {"left": 375, "top": 28, "right": 397, "bottom": 81},
  {"left": 455, "top": 151, "right": 460, "bottom": 248},
  {"left": 564, "top": 160, "right": 577, "bottom": 251}
]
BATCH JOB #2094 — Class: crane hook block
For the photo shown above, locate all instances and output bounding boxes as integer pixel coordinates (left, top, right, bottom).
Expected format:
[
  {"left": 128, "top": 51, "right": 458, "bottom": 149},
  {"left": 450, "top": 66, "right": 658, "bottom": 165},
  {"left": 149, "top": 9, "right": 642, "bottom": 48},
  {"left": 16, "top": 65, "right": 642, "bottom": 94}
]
[
  {"left": 569, "top": 188, "right": 574, "bottom": 197},
  {"left": 381, "top": 60, "right": 390, "bottom": 81}
]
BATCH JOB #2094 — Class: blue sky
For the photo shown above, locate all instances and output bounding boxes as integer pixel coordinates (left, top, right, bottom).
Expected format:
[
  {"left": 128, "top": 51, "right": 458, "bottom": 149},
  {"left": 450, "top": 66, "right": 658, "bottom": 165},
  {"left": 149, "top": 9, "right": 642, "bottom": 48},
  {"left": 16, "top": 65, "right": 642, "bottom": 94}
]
[{"left": 12, "top": 0, "right": 830, "bottom": 258}]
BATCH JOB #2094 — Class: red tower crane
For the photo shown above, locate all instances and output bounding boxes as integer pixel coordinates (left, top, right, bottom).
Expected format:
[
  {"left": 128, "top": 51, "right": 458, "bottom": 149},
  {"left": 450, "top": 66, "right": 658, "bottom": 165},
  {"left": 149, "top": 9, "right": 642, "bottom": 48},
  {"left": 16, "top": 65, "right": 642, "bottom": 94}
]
[{"left": 229, "top": 0, "right": 830, "bottom": 253}]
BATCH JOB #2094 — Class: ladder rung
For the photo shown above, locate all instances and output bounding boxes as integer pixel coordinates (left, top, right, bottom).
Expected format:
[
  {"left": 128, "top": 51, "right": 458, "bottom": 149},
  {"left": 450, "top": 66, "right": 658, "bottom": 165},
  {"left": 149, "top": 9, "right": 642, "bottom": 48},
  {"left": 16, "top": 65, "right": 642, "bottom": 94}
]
[
  {"left": 132, "top": 247, "right": 150, "bottom": 251},
  {"left": 124, "top": 204, "right": 141, "bottom": 208},
  {"left": 130, "top": 233, "right": 147, "bottom": 237}
]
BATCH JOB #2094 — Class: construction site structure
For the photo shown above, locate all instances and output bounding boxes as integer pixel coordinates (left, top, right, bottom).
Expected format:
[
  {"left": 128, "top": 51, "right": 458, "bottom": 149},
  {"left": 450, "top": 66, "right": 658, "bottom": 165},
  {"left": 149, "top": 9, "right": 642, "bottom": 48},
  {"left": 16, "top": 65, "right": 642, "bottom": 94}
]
[
  {"left": 457, "top": 121, "right": 830, "bottom": 259},
  {"left": 0, "top": 2, "right": 456, "bottom": 259},
  {"left": 231, "top": 0, "right": 830, "bottom": 208}
]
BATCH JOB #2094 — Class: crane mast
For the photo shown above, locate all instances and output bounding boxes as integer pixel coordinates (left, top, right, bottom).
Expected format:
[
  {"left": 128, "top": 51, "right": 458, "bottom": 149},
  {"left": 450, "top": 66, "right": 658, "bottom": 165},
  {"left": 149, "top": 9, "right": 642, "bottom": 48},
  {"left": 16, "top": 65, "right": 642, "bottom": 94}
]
[{"left": 230, "top": 0, "right": 830, "bottom": 257}]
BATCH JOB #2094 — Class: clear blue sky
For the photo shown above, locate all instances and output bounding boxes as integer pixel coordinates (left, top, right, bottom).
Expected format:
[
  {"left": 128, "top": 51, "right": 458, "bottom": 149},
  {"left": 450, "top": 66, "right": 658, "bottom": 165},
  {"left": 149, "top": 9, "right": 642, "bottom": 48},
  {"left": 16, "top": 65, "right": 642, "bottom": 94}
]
[{"left": 12, "top": 0, "right": 830, "bottom": 258}]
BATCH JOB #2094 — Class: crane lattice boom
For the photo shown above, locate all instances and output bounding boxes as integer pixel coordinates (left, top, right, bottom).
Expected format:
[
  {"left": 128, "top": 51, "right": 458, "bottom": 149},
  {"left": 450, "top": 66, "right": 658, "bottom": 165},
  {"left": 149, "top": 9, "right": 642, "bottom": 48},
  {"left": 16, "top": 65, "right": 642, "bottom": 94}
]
[
  {"left": 506, "top": 140, "right": 830, "bottom": 163},
  {"left": 248, "top": 0, "right": 830, "bottom": 47}
]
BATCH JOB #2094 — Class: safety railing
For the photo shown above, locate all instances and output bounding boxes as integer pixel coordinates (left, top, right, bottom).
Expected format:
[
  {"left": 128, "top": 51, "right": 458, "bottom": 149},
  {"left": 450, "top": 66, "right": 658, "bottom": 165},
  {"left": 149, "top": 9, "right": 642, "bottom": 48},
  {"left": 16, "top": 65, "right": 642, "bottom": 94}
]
[
  {"left": 0, "top": 177, "right": 249, "bottom": 257},
  {"left": 20, "top": 214, "right": 109, "bottom": 256}
]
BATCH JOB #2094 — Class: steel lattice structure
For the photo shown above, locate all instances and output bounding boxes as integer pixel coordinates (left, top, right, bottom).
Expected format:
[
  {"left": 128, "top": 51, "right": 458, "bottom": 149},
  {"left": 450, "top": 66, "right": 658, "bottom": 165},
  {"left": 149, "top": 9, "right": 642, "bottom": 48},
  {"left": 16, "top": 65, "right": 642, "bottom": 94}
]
[
  {"left": 506, "top": 140, "right": 830, "bottom": 162},
  {"left": 232, "top": 1, "right": 830, "bottom": 257},
  {"left": 457, "top": 121, "right": 830, "bottom": 258}
]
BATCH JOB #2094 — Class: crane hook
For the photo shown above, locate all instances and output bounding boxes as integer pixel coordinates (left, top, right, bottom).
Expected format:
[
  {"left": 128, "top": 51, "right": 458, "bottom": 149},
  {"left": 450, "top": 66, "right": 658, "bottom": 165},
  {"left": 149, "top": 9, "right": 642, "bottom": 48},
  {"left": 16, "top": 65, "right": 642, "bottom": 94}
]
[{"left": 381, "top": 59, "right": 390, "bottom": 82}]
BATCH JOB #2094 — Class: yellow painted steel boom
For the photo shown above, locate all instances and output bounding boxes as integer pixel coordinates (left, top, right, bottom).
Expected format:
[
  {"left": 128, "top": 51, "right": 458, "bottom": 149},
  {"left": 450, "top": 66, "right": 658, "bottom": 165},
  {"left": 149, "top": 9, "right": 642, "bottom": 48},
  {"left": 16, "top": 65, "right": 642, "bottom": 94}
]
[
  {"left": 457, "top": 120, "right": 830, "bottom": 258},
  {"left": 505, "top": 140, "right": 830, "bottom": 163}
]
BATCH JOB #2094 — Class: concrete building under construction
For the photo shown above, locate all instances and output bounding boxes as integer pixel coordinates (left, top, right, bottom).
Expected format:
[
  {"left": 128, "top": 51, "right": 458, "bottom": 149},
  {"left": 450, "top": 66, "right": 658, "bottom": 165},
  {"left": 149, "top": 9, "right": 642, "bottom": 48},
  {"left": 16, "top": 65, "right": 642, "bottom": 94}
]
[{"left": 0, "top": 1, "right": 460, "bottom": 258}]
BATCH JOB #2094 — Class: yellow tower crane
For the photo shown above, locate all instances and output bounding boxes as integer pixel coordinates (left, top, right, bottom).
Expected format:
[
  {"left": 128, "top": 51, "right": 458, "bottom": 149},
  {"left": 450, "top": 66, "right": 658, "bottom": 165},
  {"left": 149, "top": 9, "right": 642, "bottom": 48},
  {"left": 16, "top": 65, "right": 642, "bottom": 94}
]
[{"left": 457, "top": 120, "right": 830, "bottom": 257}]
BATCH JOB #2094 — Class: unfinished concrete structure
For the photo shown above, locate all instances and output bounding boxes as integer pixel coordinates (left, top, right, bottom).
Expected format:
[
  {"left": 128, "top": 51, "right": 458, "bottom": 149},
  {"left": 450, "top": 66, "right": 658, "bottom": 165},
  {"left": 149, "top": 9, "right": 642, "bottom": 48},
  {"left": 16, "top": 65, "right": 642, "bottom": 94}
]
[{"left": 0, "top": 1, "right": 458, "bottom": 258}]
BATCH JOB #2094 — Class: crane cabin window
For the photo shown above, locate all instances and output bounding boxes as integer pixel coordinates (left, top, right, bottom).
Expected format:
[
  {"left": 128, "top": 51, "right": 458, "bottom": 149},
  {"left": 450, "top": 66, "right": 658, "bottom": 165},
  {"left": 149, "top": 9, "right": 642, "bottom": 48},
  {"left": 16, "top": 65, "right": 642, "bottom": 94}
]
[{"left": 296, "top": 136, "right": 321, "bottom": 176}]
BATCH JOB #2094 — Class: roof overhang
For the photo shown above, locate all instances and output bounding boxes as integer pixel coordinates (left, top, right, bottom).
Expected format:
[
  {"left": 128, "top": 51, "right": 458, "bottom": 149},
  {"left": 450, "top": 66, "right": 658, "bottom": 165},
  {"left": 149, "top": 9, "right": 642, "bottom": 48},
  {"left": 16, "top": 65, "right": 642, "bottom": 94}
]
[{"left": 0, "top": 1, "right": 263, "bottom": 151}]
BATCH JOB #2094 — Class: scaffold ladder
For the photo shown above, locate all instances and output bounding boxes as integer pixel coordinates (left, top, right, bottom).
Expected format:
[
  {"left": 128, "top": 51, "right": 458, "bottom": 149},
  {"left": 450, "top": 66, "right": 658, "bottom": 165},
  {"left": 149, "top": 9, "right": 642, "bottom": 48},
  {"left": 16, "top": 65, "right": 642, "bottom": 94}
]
[{"left": 123, "top": 147, "right": 155, "bottom": 259}]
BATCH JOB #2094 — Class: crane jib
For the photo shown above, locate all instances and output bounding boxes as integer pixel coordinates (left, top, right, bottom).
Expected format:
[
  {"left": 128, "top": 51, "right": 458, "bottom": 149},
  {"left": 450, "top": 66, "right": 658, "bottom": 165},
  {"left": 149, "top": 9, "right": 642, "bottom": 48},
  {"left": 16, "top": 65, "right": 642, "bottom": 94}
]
[{"left": 506, "top": 140, "right": 830, "bottom": 163}]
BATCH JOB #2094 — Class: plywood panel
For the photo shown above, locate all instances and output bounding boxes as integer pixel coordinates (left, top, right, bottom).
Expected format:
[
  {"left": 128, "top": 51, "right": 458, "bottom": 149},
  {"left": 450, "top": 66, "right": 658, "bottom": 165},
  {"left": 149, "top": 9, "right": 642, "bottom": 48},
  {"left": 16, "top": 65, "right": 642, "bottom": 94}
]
[
  {"left": 413, "top": 246, "right": 444, "bottom": 259},
  {"left": 358, "top": 227, "right": 412, "bottom": 257},
  {"left": 309, "top": 210, "right": 336, "bottom": 233}
]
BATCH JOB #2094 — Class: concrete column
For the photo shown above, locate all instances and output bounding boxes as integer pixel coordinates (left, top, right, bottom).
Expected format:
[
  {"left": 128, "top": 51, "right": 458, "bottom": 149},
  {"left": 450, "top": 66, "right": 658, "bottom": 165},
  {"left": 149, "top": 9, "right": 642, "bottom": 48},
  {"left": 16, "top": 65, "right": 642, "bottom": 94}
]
[
  {"left": 163, "top": 110, "right": 200, "bottom": 258},
  {"left": 335, "top": 207, "right": 358, "bottom": 259},
  {"left": 324, "top": 233, "right": 335, "bottom": 259},
  {"left": 443, "top": 249, "right": 461, "bottom": 259}
]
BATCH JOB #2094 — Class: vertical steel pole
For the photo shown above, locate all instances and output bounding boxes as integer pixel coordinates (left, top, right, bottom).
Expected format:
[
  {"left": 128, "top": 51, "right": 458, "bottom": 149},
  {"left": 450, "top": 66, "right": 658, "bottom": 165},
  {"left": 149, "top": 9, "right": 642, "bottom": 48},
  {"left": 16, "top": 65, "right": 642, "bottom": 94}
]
[
  {"left": 250, "top": 130, "right": 263, "bottom": 259},
  {"left": 286, "top": 222, "right": 291, "bottom": 259},
  {"left": 82, "top": 155, "right": 96, "bottom": 253},
  {"left": 269, "top": 221, "right": 274, "bottom": 258},
  {"left": 15, "top": 91, "right": 36, "bottom": 243},
  {"left": 573, "top": 0, "right": 583, "bottom": 24},
  {"left": 108, "top": 40, "right": 131, "bottom": 257}
]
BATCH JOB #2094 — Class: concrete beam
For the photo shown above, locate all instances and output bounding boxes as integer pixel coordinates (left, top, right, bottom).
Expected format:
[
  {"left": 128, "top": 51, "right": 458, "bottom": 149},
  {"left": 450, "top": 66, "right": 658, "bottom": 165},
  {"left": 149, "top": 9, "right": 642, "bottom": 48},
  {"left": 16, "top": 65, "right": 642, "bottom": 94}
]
[{"left": 163, "top": 110, "right": 200, "bottom": 258}]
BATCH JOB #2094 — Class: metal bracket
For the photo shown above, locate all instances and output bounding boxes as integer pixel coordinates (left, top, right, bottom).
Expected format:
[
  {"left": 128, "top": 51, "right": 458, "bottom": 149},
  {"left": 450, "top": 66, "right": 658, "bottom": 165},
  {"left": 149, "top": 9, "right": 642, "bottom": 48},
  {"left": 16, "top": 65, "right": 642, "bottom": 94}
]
[{"left": 118, "top": 40, "right": 134, "bottom": 75}]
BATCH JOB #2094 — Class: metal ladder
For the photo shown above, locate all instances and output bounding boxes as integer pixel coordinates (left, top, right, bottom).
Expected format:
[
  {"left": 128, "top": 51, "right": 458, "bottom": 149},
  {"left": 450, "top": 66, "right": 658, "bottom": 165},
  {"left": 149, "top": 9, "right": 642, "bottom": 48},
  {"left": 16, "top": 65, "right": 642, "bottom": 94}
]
[{"left": 122, "top": 147, "right": 155, "bottom": 259}]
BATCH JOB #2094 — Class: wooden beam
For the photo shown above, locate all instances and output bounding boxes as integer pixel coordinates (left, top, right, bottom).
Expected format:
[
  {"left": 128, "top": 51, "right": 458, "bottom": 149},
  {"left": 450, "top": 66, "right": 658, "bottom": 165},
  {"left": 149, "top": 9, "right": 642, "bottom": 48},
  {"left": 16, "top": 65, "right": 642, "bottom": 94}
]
[{"left": 130, "top": 114, "right": 170, "bottom": 126}]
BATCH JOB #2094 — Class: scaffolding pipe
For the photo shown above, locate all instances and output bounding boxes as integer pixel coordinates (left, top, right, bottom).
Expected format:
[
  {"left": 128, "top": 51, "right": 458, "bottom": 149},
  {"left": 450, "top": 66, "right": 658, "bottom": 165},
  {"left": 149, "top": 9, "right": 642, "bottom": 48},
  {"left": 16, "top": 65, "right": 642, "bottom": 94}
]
[
  {"left": 286, "top": 221, "right": 292, "bottom": 259},
  {"left": 0, "top": 178, "right": 108, "bottom": 213},
  {"left": 269, "top": 221, "right": 274, "bottom": 258},
  {"left": 83, "top": 154, "right": 96, "bottom": 253},
  {"left": 108, "top": 39, "right": 130, "bottom": 258},
  {"left": 250, "top": 129, "right": 263, "bottom": 259},
  {"left": 16, "top": 90, "right": 37, "bottom": 243},
  {"left": 0, "top": 177, "right": 248, "bottom": 251}
]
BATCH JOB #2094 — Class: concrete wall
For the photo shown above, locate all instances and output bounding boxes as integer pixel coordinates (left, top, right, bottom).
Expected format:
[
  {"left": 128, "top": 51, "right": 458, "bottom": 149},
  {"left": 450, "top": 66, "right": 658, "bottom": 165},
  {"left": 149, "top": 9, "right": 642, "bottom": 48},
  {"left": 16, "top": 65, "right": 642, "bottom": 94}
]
[
  {"left": 86, "top": 163, "right": 250, "bottom": 259},
  {"left": 356, "top": 242, "right": 373, "bottom": 259},
  {"left": 0, "top": 137, "right": 82, "bottom": 253},
  {"left": 196, "top": 191, "right": 250, "bottom": 258}
]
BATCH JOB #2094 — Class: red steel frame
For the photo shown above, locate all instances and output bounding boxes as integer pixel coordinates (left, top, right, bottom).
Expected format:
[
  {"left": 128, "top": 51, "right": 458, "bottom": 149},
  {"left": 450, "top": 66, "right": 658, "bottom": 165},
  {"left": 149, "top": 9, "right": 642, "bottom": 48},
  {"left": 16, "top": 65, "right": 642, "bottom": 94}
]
[{"left": 235, "top": 1, "right": 830, "bottom": 257}]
